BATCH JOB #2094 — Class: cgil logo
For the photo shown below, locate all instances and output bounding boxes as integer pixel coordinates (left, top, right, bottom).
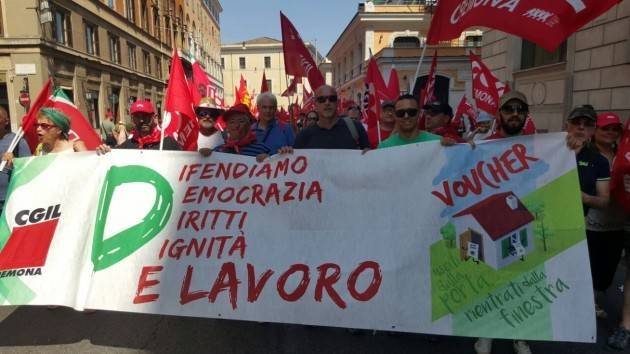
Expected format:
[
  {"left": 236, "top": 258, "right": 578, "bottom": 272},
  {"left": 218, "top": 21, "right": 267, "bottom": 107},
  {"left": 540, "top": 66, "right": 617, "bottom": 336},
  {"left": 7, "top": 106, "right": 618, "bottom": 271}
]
[
  {"left": 15, "top": 204, "right": 61, "bottom": 226},
  {"left": 450, "top": 0, "right": 521, "bottom": 25}
]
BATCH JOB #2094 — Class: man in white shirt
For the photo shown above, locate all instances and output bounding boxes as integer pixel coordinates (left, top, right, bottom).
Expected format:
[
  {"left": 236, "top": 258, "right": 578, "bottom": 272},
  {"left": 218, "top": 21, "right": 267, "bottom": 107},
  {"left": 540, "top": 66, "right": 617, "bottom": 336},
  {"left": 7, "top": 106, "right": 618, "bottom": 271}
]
[{"left": 196, "top": 97, "right": 225, "bottom": 152}]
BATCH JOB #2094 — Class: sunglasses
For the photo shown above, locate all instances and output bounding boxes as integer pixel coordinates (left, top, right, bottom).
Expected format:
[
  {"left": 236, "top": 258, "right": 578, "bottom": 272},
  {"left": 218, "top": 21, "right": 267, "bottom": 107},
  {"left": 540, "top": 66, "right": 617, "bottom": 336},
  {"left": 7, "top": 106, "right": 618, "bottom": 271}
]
[
  {"left": 35, "top": 122, "right": 57, "bottom": 130},
  {"left": 132, "top": 114, "right": 154, "bottom": 122},
  {"left": 315, "top": 95, "right": 338, "bottom": 104},
  {"left": 307, "top": 116, "right": 318, "bottom": 121},
  {"left": 395, "top": 109, "right": 419, "bottom": 118},
  {"left": 500, "top": 104, "right": 528, "bottom": 115},
  {"left": 197, "top": 110, "right": 219, "bottom": 118}
]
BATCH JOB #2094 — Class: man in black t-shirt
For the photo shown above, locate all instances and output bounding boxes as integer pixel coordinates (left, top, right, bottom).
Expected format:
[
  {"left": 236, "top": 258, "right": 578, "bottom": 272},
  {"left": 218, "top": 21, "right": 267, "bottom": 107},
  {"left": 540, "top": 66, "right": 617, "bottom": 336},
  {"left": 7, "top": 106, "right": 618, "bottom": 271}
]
[{"left": 294, "top": 85, "right": 370, "bottom": 150}]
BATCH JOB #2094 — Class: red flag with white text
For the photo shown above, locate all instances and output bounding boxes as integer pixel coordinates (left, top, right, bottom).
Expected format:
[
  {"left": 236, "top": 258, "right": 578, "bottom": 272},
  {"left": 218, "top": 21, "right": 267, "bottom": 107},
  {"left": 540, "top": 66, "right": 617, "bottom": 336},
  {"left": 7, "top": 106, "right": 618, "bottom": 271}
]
[
  {"left": 280, "top": 12, "right": 325, "bottom": 90},
  {"left": 470, "top": 52, "right": 504, "bottom": 115},
  {"left": 301, "top": 89, "right": 315, "bottom": 113},
  {"left": 363, "top": 58, "right": 389, "bottom": 132},
  {"left": 163, "top": 50, "right": 198, "bottom": 151},
  {"left": 427, "top": 0, "right": 621, "bottom": 52}
]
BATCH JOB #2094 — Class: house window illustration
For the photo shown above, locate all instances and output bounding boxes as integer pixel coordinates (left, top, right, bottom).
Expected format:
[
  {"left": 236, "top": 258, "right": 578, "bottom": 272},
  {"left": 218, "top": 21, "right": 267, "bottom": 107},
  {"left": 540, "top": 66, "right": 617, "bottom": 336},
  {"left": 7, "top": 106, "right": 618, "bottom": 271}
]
[{"left": 452, "top": 192, "right": 535, "bottom": 270}]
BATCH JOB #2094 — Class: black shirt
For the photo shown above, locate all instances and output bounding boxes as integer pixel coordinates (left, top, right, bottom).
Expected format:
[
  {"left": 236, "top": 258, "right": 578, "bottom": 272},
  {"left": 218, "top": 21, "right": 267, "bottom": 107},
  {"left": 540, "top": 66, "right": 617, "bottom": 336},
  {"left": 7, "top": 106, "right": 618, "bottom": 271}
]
[
  {"left": 117, "top": 136, "right": 181, "bottom": 150},
  {"left": 294, "top": 117, "right": 370, "bottom": 150},
  {"left": 577, "top": 147, "right": 610, "bottom": 214}
]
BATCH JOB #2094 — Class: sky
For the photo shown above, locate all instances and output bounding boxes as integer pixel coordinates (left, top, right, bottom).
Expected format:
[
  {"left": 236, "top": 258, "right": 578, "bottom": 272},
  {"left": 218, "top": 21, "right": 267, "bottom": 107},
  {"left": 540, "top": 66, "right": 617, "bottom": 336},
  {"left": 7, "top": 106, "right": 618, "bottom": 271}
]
[{"left": 219, "top": 1, "right": 359, "bottom": 56}]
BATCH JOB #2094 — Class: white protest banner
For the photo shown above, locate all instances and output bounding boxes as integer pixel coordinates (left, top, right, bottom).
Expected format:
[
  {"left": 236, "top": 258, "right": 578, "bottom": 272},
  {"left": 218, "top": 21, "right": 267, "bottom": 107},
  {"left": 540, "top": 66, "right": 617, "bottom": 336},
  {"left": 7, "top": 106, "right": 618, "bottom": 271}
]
[{"left": 0, "top": 133, "right": 595, "bottom": 342}]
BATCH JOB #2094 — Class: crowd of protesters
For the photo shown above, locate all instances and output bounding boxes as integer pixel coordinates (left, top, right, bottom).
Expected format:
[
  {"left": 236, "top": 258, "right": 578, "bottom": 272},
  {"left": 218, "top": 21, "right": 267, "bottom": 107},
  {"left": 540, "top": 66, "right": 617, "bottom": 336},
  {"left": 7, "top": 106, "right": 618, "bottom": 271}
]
[{"left": 1, "top": 84, "right": 630, "bottom": 353}]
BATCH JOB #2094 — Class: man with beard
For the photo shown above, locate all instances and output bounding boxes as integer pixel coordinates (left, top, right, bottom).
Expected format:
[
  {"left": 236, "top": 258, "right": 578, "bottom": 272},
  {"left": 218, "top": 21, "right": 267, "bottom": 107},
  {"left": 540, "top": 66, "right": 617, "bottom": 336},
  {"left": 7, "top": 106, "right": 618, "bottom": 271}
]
[
  {"left": 97, "top": 100, "right": 180, "bottom": 152},
  {"left": 485, "top": 91, "right": 532, "bottom": 140},
  {"left": 252, "top": 92, "right": 294, "bottom": 154},
  {"left": 294, "top": 85, "right": 370, "bottom": 151},
  {"left": 377, "top": 95, "right": 441, "bottom": 148},
  {"left": 196, "top": 97, "right": 225, "bottom": 153}
]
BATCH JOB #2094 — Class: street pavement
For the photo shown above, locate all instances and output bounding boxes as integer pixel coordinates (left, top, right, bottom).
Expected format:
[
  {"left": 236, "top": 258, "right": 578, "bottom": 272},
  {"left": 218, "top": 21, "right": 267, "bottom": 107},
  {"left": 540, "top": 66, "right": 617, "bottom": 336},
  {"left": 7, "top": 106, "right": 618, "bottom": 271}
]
[{"left": 0, "top": 268, "right": 626, "bottom": 354}]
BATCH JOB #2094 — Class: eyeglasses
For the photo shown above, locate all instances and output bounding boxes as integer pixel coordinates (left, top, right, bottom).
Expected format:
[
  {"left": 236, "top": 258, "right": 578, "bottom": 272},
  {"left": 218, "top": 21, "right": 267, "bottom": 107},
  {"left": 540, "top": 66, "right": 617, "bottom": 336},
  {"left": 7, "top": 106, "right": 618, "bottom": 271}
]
[
  {"left": 197, "top": 110, "right": 219, "bottom": 118},
  {"left": 395, "top": 109, "right": 419, "bottom": 118},
  {"left": 35, "top": 122, "right": 56, "bottom": 130},
  {"left": 500, "top": 104, "right": 528, "bottom": 115},
  {"left": 315, "top": 95, "right": 338, "bottom": 104},
  {"left": 307, "top": 116, "right": 318, "bottom": 122}
]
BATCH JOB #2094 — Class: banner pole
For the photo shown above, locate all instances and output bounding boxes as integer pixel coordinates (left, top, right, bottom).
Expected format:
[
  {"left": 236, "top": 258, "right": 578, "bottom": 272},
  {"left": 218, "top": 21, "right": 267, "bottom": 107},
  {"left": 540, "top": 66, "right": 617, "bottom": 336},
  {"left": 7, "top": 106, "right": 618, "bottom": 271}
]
[{"left": 410, "top": 42, "right": 428, "bottom": 94}]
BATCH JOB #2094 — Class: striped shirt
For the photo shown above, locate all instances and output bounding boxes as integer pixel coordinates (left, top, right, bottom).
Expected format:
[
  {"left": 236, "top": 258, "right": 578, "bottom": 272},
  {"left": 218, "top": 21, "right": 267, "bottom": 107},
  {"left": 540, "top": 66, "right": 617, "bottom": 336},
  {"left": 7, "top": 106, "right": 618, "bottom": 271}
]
[{"left": 214, "top": 142, "right": 271, "bottom": 157}]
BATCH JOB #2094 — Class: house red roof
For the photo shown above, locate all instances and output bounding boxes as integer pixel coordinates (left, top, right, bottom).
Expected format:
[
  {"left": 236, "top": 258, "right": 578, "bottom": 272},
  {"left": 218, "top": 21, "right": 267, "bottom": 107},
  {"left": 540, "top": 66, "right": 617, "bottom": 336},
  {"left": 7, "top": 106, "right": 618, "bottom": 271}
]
[{"left": 453, "top": 192, "right": 535, "bottom": 241}]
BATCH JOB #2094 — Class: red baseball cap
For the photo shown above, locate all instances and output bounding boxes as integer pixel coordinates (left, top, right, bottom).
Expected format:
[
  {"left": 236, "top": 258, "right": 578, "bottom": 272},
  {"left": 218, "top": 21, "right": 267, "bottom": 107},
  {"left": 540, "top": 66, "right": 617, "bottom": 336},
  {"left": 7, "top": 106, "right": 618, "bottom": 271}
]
[
  {"left": 224, "top": 103, "right": 253, "bottom": 121},
  {"left": 597, "top": 112, "right": 621, "bottom": 127},
  {"left": 130, "top": 100, "right": 155, "bottom": 115}
]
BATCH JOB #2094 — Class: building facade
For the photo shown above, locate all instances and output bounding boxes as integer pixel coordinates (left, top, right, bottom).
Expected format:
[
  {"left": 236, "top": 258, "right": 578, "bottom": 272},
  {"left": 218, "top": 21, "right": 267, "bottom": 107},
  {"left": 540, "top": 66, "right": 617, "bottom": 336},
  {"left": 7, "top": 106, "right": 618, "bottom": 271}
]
[
  {"left": 328, "top": 0, "right": 481, "bottom": 108},
  {"left": 0, "top": 0, "right": 222, "bottom": 132},
  {"left": 221, "top": 37, "right": 322, "bottom": 109},
  {"left": 481, "top": 1, "right": 629, "bottom": 132}
]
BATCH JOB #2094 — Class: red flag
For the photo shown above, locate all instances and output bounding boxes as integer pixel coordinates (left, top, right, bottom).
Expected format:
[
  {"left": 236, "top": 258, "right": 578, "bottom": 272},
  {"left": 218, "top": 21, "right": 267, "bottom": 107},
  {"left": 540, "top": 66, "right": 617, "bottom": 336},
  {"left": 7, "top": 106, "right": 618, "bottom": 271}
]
[
  {"left": 452, "top": 95, "right": 478, "bottom": 127},
  {"left": 191, "top": 62, "right": 212, "bottom": 106},
  {"left": 280, "top": 12, "right": 325, "bottom": 90},
  {"left": 418, "top": 51, "right": 438, "bottom": 129},
  {"left": 363, "top": 58, "right": 389, "bottom": 132},
  {"left": 45, "top": 89, "right": 102, "bottom": 150},
  {"left": 470, "top": 52, "right": 503, "bottom": 115},
  {"left": 301, "top": 89, "right": 315, "bottom": 113},
  {"left": 281, "top": 78, "right": 299, "bottom": 97},
  {"left": 612, "top": 118, "right": 630, "bottom": 214},
  {"left": 523, "top": 114, "right": 537, "bottom": 134},
  {"left": 237, "top": 75, "right": 252, "bottom": 110},
  {"left": 427, "top": 0, "right": 621, "bottom": 52},
  {"left": 21, "top": 78, "right": 54, "bottom": 152},
  {"left": 163, "top": 49, "right": 198, "bottom": 151},
  {"left": 260, "top": 71, "right": 270, "bottom": 93},
  {"left": 278, "top": 107, "right": 290, "bottom": 124},
  {"left": 386, "top": 69, "right": 400, "bottom": 100},
  {"left": 233, "top": 86, "right": 241, "bottom": 106}
]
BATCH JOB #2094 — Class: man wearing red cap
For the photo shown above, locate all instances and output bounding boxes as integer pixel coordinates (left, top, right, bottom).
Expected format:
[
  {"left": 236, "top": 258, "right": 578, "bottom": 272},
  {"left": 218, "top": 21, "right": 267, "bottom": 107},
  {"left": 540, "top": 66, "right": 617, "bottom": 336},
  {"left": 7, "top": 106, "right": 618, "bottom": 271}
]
[{"left": 121, "top": 100, "right": 179, "bottom": 150}]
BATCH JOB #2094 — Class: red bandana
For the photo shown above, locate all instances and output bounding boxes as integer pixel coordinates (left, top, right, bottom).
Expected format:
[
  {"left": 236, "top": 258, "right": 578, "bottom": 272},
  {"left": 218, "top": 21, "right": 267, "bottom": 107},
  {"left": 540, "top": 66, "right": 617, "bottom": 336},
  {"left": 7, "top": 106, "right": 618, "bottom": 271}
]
[
  {"left": 222, "top": 131, "right": 257, "bottom": 154},
  {"left": 131, "top": 128, "right": 162, "bottom": 149}
]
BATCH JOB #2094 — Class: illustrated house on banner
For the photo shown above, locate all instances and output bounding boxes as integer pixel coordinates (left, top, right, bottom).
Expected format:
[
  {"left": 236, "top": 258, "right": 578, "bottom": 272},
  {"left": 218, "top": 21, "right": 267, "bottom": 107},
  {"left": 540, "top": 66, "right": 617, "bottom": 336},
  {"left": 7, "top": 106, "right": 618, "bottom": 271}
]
[{"left": 452, "top": 192, "right": 535, "bottom": 270}]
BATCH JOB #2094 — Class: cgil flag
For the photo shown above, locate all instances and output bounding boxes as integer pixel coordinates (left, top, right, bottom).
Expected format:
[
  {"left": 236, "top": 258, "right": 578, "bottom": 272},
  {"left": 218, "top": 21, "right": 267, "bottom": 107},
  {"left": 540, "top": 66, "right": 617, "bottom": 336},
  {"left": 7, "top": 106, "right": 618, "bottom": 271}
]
[
  {"left": 426, "top": 0, "right": 622, "bottom": 52},
  {"left": 280, "top": 12, "right": 325, "bottom": 91},
  {"left": 22, "top": 78, "right": 54, "bottom": 152},
  {"left": 469, "top": 52, "right": 507, "bottom": 115}
]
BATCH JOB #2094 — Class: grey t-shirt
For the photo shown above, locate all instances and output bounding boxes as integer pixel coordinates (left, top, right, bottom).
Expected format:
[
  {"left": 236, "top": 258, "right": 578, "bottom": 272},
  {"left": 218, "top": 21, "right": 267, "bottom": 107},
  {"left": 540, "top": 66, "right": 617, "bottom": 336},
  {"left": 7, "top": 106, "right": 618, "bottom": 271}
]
[{"left": 0, "top": 132, "right": 31, "bottom": 201}]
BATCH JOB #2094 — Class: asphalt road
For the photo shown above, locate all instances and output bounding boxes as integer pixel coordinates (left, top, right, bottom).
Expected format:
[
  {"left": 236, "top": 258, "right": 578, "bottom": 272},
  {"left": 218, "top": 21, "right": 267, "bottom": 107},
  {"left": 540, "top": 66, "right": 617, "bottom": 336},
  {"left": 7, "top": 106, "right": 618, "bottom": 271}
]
[{"left": 0, "top": 269, "right": 625, "bottom": 354}]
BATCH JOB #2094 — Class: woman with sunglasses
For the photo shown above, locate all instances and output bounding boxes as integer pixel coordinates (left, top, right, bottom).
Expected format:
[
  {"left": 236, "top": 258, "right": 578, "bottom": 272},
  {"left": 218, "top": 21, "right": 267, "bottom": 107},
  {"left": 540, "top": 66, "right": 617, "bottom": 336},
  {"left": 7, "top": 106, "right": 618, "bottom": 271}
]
[{"left": 32, "top": 108, "right": 86, "bottom": 155}]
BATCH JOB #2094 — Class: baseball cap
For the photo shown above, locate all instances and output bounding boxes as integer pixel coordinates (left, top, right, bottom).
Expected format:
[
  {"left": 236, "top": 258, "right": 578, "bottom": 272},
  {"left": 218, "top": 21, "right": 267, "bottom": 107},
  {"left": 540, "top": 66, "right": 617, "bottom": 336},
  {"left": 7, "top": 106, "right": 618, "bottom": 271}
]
[
  {"left": 130, "top": 100, "right": 155, "bottom": 115},
  {"left": 499, "top": 91, "right": 528, "bottom": 109},
  {"left": 476, "top": 111, "right": 494, "bottom": 123},
  {"left": 224, "top": 103, "right": 253, "bottom": 121},
  {"left": 568, "top": 105, "right": 597, "bottom": 122},
  {"left": 381, "top": 100, "right": 395, "bottom": 109},
  {"left": 196, "top": 97, "right": 223, "bottom": 111},
  {"left": 423, "top": 101, "right": 453, "bottom": 117},
  {"left": 597, "top": 112, "right": 622, "bottom": 127}
]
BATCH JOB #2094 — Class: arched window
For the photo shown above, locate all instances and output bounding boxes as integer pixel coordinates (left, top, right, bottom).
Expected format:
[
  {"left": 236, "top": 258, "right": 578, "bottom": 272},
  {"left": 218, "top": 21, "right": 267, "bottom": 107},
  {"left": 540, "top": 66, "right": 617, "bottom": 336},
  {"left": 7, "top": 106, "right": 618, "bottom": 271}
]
[{"left": 393, "top": 36, "right": 420, "bottom": 48}]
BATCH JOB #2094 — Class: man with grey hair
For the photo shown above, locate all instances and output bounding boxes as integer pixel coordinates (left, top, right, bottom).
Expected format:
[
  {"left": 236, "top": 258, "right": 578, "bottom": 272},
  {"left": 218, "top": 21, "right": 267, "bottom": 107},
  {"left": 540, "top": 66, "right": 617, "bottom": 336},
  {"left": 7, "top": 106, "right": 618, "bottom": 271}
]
[
  {"left": 252, "top": 92, "right": 294, "bottom": 154},
  {"left": 0, "top": 106, "right": 31, "bottom": 209}
]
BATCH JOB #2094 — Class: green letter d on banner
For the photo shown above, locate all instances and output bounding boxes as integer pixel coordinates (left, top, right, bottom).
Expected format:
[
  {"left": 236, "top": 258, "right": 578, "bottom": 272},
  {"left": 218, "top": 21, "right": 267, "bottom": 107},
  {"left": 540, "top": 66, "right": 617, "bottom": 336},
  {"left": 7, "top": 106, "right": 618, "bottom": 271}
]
[{"left": 92, "top": 166, "right": 173, "bottom": 271}]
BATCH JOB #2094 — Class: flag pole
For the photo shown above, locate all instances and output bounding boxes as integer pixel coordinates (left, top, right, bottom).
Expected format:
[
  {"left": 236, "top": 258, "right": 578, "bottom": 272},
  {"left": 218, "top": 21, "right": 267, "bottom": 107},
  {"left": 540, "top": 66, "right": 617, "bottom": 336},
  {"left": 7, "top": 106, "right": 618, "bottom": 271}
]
[
  {"left": 159, "top": 112, "right": 165, "bottom": 151},
  {"left": 410, "top": 41, "right": 428, "bottom": 94},
  {"left": 0, "top": 127, "right": 24, "bottom": 172}
]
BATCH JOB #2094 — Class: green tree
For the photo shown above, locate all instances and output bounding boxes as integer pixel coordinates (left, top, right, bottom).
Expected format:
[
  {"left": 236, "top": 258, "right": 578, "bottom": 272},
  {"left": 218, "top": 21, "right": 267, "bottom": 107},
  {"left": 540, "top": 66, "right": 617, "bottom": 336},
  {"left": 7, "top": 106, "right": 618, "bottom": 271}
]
[
  {"left": 440, "top": 222, "right": 457, "bottom": 249},
  {"left": 526, "top": 201, "right": 553, "bottom": 252}
]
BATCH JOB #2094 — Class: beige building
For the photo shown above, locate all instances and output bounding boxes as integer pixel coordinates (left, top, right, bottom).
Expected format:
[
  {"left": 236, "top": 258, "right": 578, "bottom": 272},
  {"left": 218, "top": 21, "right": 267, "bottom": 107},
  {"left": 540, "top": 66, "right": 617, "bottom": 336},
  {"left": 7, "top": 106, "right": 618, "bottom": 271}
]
[
  {"left": 481, "top": 2, "right": 629, "bottom": 132},
  {"left": 328, "top": 0, "right": 481, "bottom": 108},
  {"left": 221, "top": 37, "right": 323, "bottom": 109},
  {"left": 0, "top": 0, "right": 222, "bottom": 132}
]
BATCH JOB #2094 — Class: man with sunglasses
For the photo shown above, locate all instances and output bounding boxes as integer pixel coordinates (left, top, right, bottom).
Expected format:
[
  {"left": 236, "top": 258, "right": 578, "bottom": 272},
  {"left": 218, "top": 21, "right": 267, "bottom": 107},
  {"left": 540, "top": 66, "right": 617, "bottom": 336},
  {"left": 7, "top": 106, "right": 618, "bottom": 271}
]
[
  {"left": 377, "top": 94, "right": 441, "bottom": 149},
  {"left": 252, "top": 92, "right": 295, "bottom": 154},
  {"left": 486, "top": 91, "right": 532, "bottom": 140},
  {"left": 294, "top": 85, "right": 370, "bottom": 151},
  {"left": 423, "top": 101, "right": 464, "bottom": 143},
  {"left": 368, "top": 100, "right": 396, "bottom": 149},
  {"left": 97, "top": 99, "right": 180, "bottom": 151},
  {"left": 196, "top": 97, "right": 225, "bottom": 152}
]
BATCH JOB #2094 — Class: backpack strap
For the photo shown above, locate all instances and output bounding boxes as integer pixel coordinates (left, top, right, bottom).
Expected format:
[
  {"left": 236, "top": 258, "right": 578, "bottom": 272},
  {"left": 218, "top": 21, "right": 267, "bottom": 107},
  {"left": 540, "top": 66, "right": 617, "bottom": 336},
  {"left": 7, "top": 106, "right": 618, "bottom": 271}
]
[{"left": 342, "top": 117, "right": 359, "bottom": 145}]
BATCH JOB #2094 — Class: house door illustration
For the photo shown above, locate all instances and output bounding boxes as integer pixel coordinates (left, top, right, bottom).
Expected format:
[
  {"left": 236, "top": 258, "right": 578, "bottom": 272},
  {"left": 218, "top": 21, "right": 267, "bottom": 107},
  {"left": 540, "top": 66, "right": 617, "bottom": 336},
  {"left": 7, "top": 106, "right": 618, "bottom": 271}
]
[
  {"left": 471, "top": 230, "right": 484, "bottom": 261},
  {"left": 460, "top": 230, "right": 471, "bottom": 261}
]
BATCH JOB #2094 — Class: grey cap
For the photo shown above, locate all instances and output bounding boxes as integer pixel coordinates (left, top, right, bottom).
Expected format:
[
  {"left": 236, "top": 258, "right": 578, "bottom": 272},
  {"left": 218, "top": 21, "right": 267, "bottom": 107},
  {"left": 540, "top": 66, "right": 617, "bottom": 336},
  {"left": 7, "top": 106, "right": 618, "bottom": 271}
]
[{"left": 499, "top": 91, "right": 528, "bottom": 109}]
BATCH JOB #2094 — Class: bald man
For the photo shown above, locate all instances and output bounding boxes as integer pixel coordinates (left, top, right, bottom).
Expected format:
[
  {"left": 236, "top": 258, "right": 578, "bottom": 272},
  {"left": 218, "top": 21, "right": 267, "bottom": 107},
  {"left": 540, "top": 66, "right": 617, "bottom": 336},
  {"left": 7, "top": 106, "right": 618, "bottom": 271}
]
[{"left": 293, "top": 85, "right": 369, "bottom": 150}]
